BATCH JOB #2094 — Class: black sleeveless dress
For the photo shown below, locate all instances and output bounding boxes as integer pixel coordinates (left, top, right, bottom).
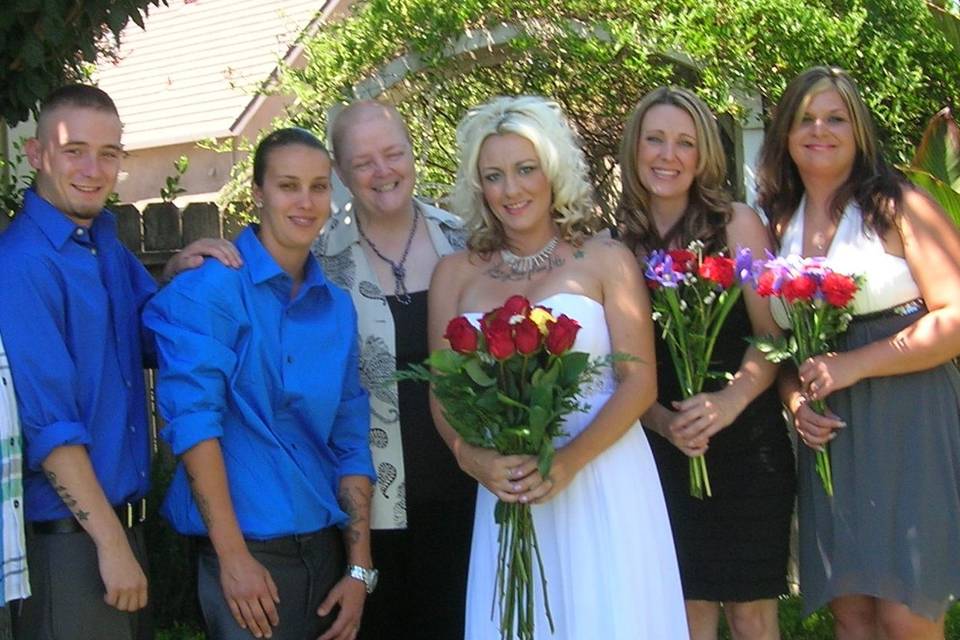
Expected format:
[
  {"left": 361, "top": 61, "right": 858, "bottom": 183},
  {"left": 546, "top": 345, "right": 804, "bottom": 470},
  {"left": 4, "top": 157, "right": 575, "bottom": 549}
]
[
  {"left": 358, "top": 290, "right": 477, "bottom": 640},
  {"left": 645, "top": 296, "right": 796, "bottom": 601}
]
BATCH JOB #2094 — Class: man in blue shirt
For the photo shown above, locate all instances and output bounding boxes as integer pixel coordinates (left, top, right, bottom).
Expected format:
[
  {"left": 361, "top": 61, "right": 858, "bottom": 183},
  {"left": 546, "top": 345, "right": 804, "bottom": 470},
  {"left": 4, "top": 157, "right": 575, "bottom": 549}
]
[{"left": 0, "top": 85, "right": 240, "bottom": 640}]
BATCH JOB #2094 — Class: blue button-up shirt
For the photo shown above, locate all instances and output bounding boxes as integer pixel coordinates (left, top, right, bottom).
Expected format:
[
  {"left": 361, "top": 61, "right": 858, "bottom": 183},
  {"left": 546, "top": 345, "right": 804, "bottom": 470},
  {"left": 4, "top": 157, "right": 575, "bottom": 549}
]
[
  {"left": 144, "top": 225, "right": 373, "bottom": 539},
  {"left": 0, "top": 189, "right": 155, "bottom": 522}
]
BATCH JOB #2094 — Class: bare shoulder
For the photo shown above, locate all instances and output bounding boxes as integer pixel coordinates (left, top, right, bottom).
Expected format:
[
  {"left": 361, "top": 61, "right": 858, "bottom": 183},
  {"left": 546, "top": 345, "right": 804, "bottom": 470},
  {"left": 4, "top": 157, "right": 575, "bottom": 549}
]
[
  {"left": 900, "top": 184, "right": 953, "bottom": 226},
  {"left": 576, "top": 234, "right": 636, "bottom": 267},
  {"left": 726, "top": 202, "right": 774, "bottom": 249}
]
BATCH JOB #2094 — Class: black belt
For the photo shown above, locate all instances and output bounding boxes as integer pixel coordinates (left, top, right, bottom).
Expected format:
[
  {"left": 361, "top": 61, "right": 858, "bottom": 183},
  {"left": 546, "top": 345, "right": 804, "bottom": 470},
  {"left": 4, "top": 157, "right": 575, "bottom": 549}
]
[{"left": 31, "top": 498, "right": 147, "bottom": 535}]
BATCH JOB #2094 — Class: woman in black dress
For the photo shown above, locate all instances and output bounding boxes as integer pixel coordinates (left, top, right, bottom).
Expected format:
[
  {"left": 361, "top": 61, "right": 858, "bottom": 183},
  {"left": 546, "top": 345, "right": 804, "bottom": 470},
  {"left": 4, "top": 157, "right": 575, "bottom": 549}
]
[
  {"left": 618, "top": 87, "right": 795, "bottom": 640},
  {"left": 314, "top": 100, "right": 476, "bottom": 639}
]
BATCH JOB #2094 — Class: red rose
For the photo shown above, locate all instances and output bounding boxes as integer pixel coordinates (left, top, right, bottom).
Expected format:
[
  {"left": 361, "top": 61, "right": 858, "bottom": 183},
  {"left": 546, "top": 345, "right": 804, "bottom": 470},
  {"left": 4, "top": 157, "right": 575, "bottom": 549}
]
[
  {"left": 513, "top": 317, "right": 541, "bottom": 355},
  {"left": 444, "top": 316, "right": 479, "bottom": 354},
  {"left": 755, "top": 270, "right": 778, "bottom": 297},
  {"left": 480, "top": 306, "right": 505, "bottom": 329},
  {"left": 698, "top": 256, "right": 735, "bottom": 288},
  {"left": 821, "top": 272, "right": 858, "bottom": 307},
  {"left": 668, "top": 249, "right": 697, "bottom": 273},
  {"left": 482, "top": 317, "right": 516, "bottom": 360},
  {"left": 781, "top": 274, "right": 817, "bottom": 303},
  {"left": 545, "top": 314, "right": 581, "bottom": 355},
  {"left": 502, "top": 295, "right": 531, "bottom": 317}
]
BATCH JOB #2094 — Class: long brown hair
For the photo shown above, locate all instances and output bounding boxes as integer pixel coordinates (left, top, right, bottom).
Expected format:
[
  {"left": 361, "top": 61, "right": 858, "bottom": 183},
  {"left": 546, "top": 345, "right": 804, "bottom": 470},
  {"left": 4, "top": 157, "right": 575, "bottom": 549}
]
[
  {"left": 617, "top": 87, "right": 733, "bottom": 255},
  {"left": 756, "top": 66, "right": 904, "bottom": 239}
]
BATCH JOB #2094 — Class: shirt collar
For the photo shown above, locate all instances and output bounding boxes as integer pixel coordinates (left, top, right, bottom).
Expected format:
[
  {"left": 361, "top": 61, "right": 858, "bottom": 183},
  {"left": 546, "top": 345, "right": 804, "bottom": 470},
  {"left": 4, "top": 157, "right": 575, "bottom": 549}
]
[
  {"left": 236, "top": 224, "right": 329, "bottom": 294},
  {"left": 318, "top": 197, "right": 463, "bottom": 256},
  {"left": 22, "top": 188, "right": 117, "bottom": 250}
]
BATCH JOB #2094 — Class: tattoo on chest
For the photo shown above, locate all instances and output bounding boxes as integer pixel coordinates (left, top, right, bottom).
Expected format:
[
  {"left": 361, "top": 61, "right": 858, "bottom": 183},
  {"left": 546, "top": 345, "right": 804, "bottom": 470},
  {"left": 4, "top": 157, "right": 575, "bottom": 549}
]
[{"left": 485, "top": 255, "right": 565, "bottom": 282}]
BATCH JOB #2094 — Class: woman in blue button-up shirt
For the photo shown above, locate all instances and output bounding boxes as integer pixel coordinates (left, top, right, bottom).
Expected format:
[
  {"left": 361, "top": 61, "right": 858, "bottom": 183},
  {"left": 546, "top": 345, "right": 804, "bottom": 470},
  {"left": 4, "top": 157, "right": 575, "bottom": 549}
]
[{"left": 145, "top": 128, "right": 375, "bottom": 640}]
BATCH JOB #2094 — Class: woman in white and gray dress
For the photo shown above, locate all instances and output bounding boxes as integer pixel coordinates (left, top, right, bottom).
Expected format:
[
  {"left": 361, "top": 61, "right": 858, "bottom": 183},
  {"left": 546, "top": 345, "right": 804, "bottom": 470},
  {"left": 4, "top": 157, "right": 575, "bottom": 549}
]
[{"left": 757, "top": 66, "right": 960, "bottom": 640}]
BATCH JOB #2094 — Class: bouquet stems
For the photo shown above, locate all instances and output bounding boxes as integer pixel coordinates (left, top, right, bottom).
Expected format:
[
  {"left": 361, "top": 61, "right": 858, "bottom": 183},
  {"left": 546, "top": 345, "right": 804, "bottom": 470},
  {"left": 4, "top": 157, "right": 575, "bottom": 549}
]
[
  {"left": 689, "top": 455, "right": 712, "bottom": 499},
  {"left": 494, "top": 501, "right": 554, "bottom": 640},
  {"left": 808, "top": 399, "right": 834, "bottom": 497}
]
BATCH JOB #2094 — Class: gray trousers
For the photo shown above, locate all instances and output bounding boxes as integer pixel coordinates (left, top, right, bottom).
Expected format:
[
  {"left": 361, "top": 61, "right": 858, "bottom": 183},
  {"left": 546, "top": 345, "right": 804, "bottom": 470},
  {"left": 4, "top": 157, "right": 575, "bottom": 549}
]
[
  {"left": 197, "top": 528, "right": 344, "bottom": 640},
  {"left": 13, "top": 526, "right": 152, "bottom": 640}
]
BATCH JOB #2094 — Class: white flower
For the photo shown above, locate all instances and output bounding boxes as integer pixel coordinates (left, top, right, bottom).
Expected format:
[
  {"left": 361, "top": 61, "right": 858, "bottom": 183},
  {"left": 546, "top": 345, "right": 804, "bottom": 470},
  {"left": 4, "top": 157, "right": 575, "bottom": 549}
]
[
  {"left": 651, "top": 311, "right": 662, "bottom": 322},
  {"left": 704, "top": 293, "right": 716, "bottom": 305},
  {"left": 680, "top": 300, "right": 688, "bottom": 311}
]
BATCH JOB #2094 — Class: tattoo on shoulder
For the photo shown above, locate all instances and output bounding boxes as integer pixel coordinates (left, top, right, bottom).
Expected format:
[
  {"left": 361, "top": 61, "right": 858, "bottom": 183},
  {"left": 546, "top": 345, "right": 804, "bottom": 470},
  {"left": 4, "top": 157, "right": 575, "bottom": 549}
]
[
  {"left": 573, "top": 249, "right": 585, "bottom": 259},
  {"left": 44, "top": 470, "right": 86, "bottom": 522}
]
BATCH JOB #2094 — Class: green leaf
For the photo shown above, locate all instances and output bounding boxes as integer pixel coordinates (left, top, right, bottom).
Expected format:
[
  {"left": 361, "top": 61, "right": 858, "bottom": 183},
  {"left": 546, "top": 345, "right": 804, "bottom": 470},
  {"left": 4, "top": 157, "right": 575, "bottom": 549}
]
[
  {"left": 426, "top": 349, "right": 466, "bottom": 373},
  {"left": 558, "top": 351, "right": 590, "bottom": 386},
  {"left": 463, "top": 358, "right": 496, "bottom": 386},
  {"left": 538, "top": 442, "right": 556, "bottom": 478},
  {"left": 902, "top": 168, "right": 960, "bottom": 225},
  {"left": 909, "top": 107, "right": 960, "bottom": 190}
]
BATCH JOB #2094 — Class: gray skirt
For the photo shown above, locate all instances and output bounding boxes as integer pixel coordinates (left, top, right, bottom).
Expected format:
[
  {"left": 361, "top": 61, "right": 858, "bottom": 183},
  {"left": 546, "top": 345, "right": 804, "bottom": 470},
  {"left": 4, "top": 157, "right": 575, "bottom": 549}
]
[{"left": 798, "top": 307, "right": 960, "bottom": 620}]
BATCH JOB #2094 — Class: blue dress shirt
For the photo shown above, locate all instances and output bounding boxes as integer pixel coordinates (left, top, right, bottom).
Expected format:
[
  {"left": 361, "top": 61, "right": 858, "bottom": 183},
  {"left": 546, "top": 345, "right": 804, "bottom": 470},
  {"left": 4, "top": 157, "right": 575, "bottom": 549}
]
[
  {"left": 0, "top": 189, "right": 155, "bottom": 522},
  {"left": 144, "top": 225, "right": 373, "bottom": 539}
]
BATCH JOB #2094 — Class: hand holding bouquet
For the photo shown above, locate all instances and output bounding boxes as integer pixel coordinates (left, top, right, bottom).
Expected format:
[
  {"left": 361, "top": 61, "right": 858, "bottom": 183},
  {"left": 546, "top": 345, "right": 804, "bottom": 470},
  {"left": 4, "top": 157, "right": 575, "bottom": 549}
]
[
  {"left": 750, "top": 254, "right": 862, "bottom": 496},
  {"left": 400, "top": 294, "right": 618, "bottom": 640},
  {"left": 644, "top": 243, "right": 754, "bottom": 499}
]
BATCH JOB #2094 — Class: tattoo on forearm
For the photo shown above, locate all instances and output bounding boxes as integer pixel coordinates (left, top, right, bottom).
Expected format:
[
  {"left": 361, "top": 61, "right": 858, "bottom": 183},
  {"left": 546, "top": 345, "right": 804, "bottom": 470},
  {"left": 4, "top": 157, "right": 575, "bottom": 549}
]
[
  {"left": 44, "top": 470, "right": 88, "bottom": 522},
  {"left": 337, "top": 485, "right": 370, "bottom": 548},
  {"left": 186, "top": 470, "right": 214, "bottom": 528},
  {"left": 486, "top": 255, "right": 565, "bottom": 282}
]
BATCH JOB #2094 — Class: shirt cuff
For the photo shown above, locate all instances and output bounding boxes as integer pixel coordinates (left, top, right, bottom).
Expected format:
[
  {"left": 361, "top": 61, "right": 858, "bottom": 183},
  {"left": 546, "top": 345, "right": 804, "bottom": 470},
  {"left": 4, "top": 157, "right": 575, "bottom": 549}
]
[
  {"left": 161, "top": 411, "right": 224, "bottom": 456},
  {"left": 26, "top": 421, "right": 92, "bottom": 472}
]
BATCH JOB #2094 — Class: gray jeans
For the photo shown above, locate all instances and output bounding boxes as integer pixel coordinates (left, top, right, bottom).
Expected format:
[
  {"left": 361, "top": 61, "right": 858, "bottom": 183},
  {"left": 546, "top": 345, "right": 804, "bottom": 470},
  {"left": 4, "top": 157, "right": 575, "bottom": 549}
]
[
  {"left": 13, "top": 526, "right": 152, "bottom": 640},
  {"left": 196, "top": 528, "right": 344, "bottom": 640}
]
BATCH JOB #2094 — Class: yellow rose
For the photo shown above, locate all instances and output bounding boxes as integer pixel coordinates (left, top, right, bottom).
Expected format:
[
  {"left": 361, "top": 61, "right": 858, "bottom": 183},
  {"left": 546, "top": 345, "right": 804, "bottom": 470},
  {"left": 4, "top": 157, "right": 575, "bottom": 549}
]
[{"left": 528, "top": 307, "right": 555, "bottom": 334}]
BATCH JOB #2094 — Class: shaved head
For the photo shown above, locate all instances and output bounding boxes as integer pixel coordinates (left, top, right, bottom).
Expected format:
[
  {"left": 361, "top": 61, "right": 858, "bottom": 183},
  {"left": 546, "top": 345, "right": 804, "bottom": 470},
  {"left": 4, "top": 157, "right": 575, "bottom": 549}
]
[{"left": 329, "top": 100, "right": 411, "bottom": 167}]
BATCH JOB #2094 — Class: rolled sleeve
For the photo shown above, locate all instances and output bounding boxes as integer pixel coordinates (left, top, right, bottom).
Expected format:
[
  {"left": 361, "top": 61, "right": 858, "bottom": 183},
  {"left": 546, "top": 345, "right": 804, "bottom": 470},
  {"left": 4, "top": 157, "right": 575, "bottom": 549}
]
[
  {"left": 25, "top": 420, "right": 92, "bottom": 472},
  {"left": 144, "top": 283, "right": 240, "bottom": 456},
  {"left": 330, "top": 326, "right": 374, "bottom": 483},
  {"left": 0, "top": 257, "right": 91, "bottom": 471}
]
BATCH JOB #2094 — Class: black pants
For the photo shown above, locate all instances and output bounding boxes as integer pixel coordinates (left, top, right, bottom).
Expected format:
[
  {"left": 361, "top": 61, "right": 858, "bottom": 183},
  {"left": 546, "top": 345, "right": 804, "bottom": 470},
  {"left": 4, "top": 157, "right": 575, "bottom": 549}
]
[
  {"left": 14, "top": 526, "right": 152, "bottom": 640},
  {"left": 197, "top": 528, "right": 344, "bottom": 640},
  {"left": 358, "top": 498, "right": 474, "bottom": 640}
]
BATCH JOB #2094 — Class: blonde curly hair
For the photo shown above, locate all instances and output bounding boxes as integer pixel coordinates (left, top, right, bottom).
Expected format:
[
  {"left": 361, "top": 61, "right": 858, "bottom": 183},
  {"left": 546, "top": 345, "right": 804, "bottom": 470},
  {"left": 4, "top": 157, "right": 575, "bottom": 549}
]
[{"left": 451, "top": 96, "right": 597, "bottom": 253}]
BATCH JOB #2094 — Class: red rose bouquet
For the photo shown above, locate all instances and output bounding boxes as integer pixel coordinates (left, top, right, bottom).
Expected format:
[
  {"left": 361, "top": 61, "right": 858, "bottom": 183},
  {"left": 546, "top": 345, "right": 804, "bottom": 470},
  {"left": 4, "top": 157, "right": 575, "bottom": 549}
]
[
  {"left": 750, "top": 254, "right": 862, "bottom": 496},
  {"left": 399, "top": 295, "right": 617, "bottom": 640},
  {"left": 644, "top": 243, "right": 754, "bottom": 499}
]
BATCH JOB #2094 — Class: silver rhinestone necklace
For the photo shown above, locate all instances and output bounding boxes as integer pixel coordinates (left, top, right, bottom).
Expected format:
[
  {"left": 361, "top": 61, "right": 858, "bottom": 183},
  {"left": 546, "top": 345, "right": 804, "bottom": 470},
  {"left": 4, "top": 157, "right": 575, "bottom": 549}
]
[{"left": 499, "top": 236, "right": 559, "bottom": 274}]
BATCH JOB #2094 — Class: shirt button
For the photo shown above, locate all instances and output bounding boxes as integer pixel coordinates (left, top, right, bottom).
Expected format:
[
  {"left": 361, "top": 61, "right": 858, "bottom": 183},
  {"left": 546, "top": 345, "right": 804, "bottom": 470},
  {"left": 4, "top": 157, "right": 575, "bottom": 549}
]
[
  {"left": 12, "top": 500, "right": 18, "bottom": 508},
  {"left": 91, "top": 248, "right": 98, "bottom": 256},
  {"left": 129, "top": 425, "right": 136, "bottom": 433},
  {"left": 75, "top": 228, "right": 85, "bottom": 236},
  {"left": 140, "top": 471, "right": 147, "bottom": 478},
  {"left": 125, "top": 380, "right": 132, "bottom": 388},
  {"left": 286, "top": 355, "right": 293, "bottom": 364}
]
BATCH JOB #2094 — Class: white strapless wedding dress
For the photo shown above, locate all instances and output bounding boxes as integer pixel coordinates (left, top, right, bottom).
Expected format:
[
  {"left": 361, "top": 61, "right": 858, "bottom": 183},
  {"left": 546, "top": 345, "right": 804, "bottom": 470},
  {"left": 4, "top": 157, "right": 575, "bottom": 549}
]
[{"left": 463, "top": 293, "right": 688, "bottom": 639}]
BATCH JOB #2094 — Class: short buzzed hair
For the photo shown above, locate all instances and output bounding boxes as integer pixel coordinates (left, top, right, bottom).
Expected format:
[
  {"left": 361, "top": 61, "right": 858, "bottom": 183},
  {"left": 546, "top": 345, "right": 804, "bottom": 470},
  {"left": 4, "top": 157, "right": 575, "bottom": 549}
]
[
  {"left": 328, "top": 100, "right": 411, "bottom": 165},
  {"left": 37, "top": 84, "right": 119, "bottom": 137}
]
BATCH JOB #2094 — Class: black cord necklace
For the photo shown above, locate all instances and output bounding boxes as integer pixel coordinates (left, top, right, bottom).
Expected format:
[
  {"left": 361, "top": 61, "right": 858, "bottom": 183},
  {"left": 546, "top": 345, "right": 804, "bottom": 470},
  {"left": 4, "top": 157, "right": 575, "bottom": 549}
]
[{"left": 356, "top": 206, "right": 420, "bottom": 305}]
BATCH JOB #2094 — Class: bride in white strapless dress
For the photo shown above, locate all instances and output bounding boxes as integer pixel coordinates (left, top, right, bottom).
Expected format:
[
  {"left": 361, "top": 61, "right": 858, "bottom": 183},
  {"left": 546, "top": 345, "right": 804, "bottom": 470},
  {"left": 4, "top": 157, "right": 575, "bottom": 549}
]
[
  {"left": 428, "top": 96, "right": 688, "bottom": 639},
  {"left": 464, "top": 293, "right": 688, "bottom": 639}
]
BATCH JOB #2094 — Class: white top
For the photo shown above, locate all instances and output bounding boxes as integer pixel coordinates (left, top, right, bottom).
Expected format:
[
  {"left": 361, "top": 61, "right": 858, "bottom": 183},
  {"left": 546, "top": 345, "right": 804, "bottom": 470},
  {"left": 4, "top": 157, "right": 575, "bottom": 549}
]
[{"left": 779, "top": 198, "right": 920, "bottom": 316}]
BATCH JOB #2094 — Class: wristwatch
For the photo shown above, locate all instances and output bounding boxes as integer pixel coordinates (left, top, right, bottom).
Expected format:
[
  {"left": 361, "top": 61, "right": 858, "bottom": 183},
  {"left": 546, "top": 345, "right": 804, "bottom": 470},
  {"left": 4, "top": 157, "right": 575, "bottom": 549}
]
[{"left": 346, "top": 564, "right": 379, "bottom": 594}]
